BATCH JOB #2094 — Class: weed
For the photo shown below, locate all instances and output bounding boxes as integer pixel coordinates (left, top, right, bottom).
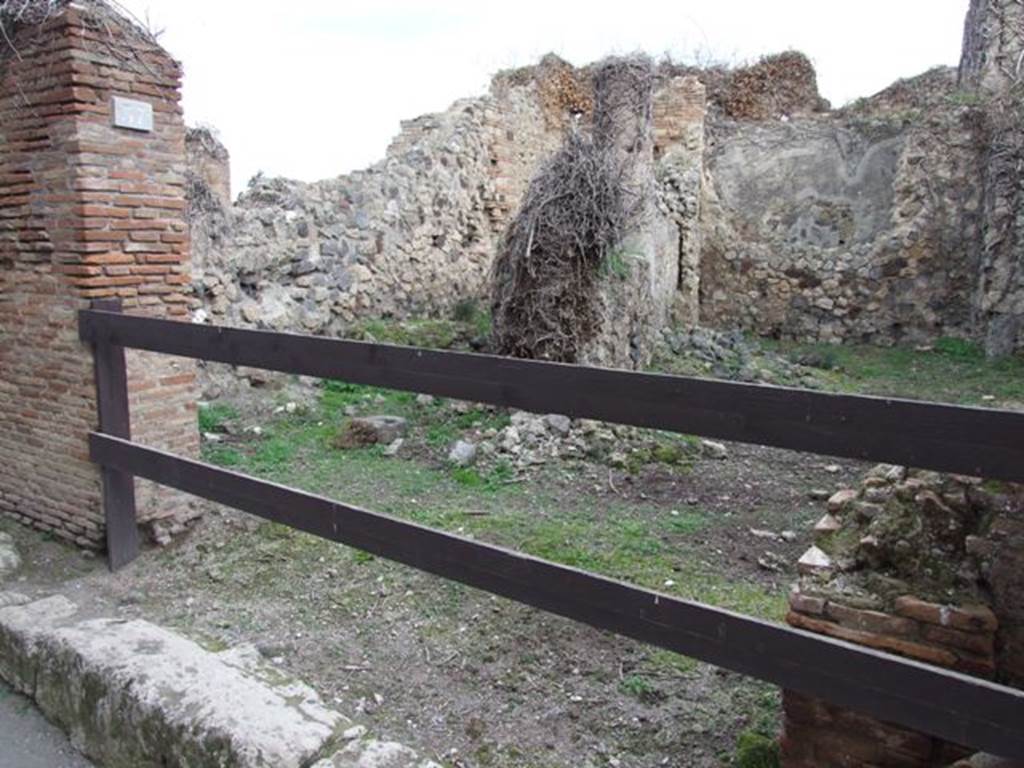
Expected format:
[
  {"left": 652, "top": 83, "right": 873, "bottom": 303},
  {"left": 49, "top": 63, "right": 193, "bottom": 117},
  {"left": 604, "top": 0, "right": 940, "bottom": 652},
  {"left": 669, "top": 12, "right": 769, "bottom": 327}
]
[
  {"left": 453, "top": 298, "right": 479, "bottom": 323},
  {"left": 933, "top": 336, "right": 982, "bottom": 361},
  {"left": 198, "top": 403, "right": 238, "bottom": 433},
  {"left": 451, "top": 461, "right": 515, "bottom": 493},
  {"left": 733, "top": 731, "right": 780, "bottom": 768},
  {"left": 619, "top": 674, "right": 661, "bottom": 702}
]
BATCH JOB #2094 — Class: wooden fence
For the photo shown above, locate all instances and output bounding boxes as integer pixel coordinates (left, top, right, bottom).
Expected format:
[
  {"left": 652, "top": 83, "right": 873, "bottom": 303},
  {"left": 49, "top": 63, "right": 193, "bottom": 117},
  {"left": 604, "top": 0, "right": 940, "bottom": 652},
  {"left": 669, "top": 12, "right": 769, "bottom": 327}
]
[{"left": 79, "top": 302, "right": 1024, "bottom": 758}]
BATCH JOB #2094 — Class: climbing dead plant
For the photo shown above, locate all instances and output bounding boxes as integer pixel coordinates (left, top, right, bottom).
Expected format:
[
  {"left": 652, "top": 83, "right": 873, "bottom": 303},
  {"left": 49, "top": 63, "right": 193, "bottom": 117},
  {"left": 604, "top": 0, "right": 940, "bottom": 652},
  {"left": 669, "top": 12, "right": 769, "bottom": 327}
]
[{"left": 490, "top": 56, "right": 653, "bottom": 363}]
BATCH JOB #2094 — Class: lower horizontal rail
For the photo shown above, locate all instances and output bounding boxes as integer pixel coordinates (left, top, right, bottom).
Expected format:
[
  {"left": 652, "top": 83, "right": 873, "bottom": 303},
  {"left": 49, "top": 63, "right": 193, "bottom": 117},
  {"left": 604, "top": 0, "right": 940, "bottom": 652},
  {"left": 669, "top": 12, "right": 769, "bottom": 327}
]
[{"left": 89, "top": 432, "right": 1024, "bottom": 758}]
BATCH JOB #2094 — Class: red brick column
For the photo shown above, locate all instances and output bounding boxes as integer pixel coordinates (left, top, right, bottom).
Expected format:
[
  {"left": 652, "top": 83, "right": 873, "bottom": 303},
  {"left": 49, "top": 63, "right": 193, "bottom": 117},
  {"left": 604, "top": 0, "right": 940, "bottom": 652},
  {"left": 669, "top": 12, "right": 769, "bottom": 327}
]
[{"left": 0, "top": 5, "right": 199, "bottom": 548}]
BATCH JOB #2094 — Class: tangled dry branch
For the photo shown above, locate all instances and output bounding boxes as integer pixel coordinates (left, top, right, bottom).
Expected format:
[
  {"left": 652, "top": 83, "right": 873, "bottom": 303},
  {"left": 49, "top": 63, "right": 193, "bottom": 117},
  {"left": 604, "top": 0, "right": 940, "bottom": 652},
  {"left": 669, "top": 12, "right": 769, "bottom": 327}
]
[
  {"left": 1, "top": 0, "right": 161, "bottom": 63},
  {"left": 491, "top": 57, "right": 653, "bottom": 363}
]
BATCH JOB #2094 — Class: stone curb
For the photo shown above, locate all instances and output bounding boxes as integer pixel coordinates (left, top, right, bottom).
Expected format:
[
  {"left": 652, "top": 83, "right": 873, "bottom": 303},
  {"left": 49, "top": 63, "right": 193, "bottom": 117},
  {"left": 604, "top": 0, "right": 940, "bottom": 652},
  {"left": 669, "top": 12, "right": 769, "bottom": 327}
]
[{"left": 0, "top": 592, "right": 439, "bottom": 768}]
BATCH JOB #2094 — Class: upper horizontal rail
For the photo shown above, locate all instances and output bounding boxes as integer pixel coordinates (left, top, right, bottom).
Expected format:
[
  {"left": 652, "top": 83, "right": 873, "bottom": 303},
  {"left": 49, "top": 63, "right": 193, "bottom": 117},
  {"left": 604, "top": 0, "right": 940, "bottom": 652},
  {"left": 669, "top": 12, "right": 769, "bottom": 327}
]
[
  {"left": 89, "top": 432, "right": 1024, "bottom": 757},
  {"left": 79, "top": 309, "right": 1024, "bottom": 481}
]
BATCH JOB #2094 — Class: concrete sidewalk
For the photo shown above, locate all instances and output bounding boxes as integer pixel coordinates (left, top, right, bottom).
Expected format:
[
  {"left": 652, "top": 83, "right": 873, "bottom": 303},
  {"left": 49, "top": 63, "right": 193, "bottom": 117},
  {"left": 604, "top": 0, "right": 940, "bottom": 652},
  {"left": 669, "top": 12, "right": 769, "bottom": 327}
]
[{"left": 0, "top": 681, "right": 93, "bottom": 768}]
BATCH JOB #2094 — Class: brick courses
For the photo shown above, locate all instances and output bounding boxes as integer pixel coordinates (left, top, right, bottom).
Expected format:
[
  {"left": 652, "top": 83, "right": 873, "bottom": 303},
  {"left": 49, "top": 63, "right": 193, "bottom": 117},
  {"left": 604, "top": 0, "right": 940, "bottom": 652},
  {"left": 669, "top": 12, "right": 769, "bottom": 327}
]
[{"left": 0, "top": 4, "right": 199, "bottom": 548}]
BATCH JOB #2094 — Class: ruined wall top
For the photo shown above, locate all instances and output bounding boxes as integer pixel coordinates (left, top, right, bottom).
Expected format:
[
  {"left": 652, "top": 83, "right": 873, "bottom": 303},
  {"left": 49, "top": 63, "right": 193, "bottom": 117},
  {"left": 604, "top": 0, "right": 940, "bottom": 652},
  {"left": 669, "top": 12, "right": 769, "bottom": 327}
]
[{"left": 959, "top": 0, "right": 1024, "bottom": 93}]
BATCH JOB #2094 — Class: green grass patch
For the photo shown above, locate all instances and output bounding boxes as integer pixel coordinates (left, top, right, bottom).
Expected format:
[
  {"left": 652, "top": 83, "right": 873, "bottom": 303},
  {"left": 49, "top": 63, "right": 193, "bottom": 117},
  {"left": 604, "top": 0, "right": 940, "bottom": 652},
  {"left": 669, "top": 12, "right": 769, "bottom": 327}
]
[
  {"left": 733, "top": 731, "right": 780, "bottom": 768},
  {"left": 451, "top": 461, "right": 514, "bottom": 492},
  {"left": 348, "top": 316, "right": 489, "bottom": 350},
  {"left": 763, "top": 338, "right": 1024, "bottom": 406},
  {"left": 196, "top": 372, "right": 785, "bottom": 628},
  {"left": 203, "top": 446, "right": 243, "bottom": 467},
  {"left": 619, "top": 674, "right": 659, "bottom": 702},
  {"left": 198, "top": 403, "right": 238, "bottom": 433}
]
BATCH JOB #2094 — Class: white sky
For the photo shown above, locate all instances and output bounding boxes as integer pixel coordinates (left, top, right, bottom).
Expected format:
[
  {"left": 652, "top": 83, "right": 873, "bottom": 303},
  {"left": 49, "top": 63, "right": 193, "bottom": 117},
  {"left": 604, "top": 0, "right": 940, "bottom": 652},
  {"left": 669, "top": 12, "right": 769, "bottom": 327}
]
[{"left": 113, "top": 0, "right": 971, "bottom": 196}]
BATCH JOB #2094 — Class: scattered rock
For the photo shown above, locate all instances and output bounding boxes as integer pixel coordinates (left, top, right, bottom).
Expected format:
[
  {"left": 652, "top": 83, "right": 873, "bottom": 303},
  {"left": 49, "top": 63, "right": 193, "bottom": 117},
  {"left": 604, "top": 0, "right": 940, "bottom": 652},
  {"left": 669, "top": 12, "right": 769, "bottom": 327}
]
[
  {"left": 256, "top": 641, "right": 291, "bottom": 659},
  {"left": 824, "top": 464, "right": 842, "bottom": 474},
  {"left": 868, "top": 463, "right": 906, "bottom": 483},
  {"left": 758, "top": 552, "right": 789, "bottom": 572},
  {"left": 808, "top": 488, "right": 831, "bottom": 500},
  {"left": 797, "top": 546, "right": 834, "bottom": 575},
  {"left": 544, "top": 414, "right": 572, "bottom": 436},
  {"left": 749, "top": 528, "right": 779, "bottom": 541},
  {"left": 814, "top": 513, "right": 842, "bottom": 534},
  {"left": 700, "top": 440, "right": 729, "bottom": 460},
  {"left": 382, "top": 438, "right": 404, "bottom": 457},
  {"left": 607, "top": 452, "right": 628, "bottom": 469},
  {"left": 415, "top": 394, "right": 436, "bottom": 406},
  {"left": 780, "top": 530, "right": 798, "bottom": 543},
  {"left": 313, "top": 738, "right": 441, "bottom": 768},
  {"left": 827, "top": 489, "right": 858, "bottom": 513},
  {"left": 448, "top": 440, "right": 478, "bottom": 467}
]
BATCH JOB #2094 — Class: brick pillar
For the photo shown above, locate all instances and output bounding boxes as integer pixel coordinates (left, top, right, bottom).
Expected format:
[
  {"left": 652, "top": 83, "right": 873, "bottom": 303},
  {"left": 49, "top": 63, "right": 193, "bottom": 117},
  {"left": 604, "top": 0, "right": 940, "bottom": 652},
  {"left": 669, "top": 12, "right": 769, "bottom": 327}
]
[
  {"left": 0, "top": 4, "right": 199, "bottom": 548},
  {"left": 651, "top": 75, "right": 706, "bottom": 327}
]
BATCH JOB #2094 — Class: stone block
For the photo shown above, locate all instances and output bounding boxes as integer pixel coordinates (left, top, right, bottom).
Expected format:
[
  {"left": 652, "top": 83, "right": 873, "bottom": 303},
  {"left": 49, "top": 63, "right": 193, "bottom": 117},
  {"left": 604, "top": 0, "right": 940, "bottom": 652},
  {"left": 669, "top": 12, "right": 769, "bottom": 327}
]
[{"left": 0, "top": 596, "right": 346, "bottom": 767}]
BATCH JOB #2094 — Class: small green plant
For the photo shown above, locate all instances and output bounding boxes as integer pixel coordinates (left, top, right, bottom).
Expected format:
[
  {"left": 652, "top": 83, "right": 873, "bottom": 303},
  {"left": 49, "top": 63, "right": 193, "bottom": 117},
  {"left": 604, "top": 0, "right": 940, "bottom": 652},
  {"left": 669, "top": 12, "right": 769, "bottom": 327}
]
[
  {"left": 733, "top": 730, "right": 780, "bottom": 768},
  {"left": 451, "top": 461, "right": 514, "bottom": 492},
  {"left": 619, "top": 674, "right": 660, "bottom": 702},
  {"left": 601, "top": 249, "right": 632, "bottom": 279},
  {"left": 947, "top": 90, "right": 986, "bottom": 108},
  {"left": 197, "top": 403, "right": 238, "bottom": 434},
  {"left": 933, "top": 336, "right": 982, "bottom": 361},
  {"left": 452, "top": 298, "right": 479, "bottom": 323},
  {"left": 451, "top": 299, "right": 493, "bottom": 338}
]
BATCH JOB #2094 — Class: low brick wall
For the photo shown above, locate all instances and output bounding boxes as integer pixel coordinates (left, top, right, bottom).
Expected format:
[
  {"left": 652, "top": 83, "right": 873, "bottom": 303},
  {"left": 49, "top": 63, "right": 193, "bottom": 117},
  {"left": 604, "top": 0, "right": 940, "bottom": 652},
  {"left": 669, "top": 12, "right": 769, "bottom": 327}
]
[
  {"left": 782, "top": 591, "right": 995, "bottom": 766},
  {"left": 780, "top": 466, "right": 1023, "bottom": 767},
  {"left": 0, "top": 5, "right": 199, "bottom": 547}
]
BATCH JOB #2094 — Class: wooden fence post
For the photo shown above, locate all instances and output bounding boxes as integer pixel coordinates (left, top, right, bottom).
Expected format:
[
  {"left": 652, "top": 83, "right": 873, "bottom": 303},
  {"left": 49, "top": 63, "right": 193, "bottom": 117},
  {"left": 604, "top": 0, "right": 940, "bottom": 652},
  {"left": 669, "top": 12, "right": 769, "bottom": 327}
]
[{"left": 88, "top": 298, "right": 139, "bottom": 570}]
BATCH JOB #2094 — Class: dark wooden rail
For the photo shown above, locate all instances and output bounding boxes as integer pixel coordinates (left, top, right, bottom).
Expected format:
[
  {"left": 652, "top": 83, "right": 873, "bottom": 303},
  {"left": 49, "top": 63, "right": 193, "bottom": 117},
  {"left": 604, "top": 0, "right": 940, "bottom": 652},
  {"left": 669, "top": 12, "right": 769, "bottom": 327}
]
[
  {"left": 79, "top": 308, "right": 1024, "bottom": 482},
  {"left": 79, "top": 306, "right": 1024, "bottom": 758}
]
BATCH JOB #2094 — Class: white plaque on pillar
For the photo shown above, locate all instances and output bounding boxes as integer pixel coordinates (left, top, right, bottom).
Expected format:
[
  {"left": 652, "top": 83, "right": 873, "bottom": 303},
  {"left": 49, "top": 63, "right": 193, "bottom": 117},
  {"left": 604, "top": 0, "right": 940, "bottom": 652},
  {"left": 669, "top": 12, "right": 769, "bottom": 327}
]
[{"left": 112, "top": 96, "right": 153, "bottom": 132}]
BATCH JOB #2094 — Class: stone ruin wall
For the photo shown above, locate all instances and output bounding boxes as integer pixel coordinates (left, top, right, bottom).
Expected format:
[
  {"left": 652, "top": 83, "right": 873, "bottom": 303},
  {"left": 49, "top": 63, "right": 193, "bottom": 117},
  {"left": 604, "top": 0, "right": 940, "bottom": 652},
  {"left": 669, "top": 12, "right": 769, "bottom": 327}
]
[
  {"left": 700, "top": 68, "right": 989, "bottom": 346},
  {"left": 188, "top": 58, "right": 709, "bottom": 381},
  {"left": 189, "top": 43, "right": 1024, "bottom": 366},
  {"left": 960, "top": 0, "right": 1024, "bottom": 357}
]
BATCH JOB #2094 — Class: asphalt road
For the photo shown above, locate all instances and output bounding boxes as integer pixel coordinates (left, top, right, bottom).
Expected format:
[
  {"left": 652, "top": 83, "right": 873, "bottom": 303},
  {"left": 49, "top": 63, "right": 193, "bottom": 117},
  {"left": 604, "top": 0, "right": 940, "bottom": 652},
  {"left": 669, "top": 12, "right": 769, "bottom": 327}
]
[{"left": 0, "top": 682, "right": 94, "bottom": 768}]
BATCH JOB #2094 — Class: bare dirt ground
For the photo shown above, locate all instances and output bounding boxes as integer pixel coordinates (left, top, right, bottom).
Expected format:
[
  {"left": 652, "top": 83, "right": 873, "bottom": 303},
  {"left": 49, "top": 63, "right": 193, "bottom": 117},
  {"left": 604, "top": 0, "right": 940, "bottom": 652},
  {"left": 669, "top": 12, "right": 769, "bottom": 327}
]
[{"left": 2, "top": 433, "right": 865, "bottom": 768}]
